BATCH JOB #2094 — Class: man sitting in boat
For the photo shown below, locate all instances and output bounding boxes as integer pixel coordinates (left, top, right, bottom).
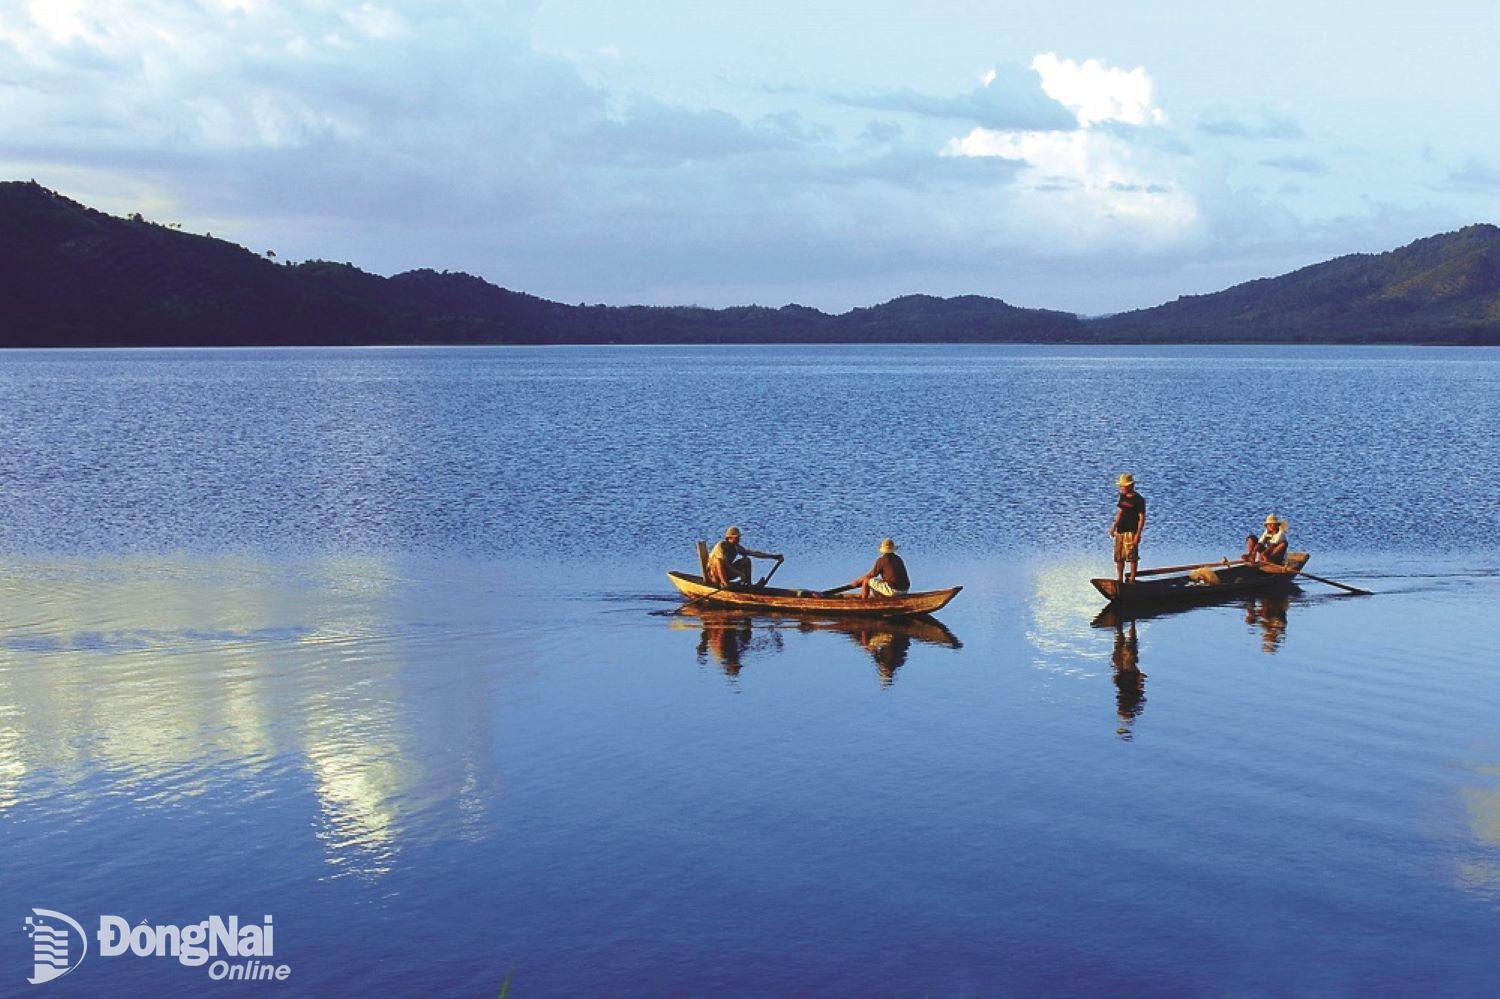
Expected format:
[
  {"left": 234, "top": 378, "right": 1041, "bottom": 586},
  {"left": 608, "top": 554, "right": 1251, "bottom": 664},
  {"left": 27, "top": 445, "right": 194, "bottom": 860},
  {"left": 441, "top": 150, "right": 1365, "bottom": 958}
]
[
  {"left": 706, "top": 526, "right": 782, "bottom": 588},
  {"left": 849, "top": 538, "right": 910, "bottom": 598},
  {"left": 1245, "top": 514, "right": 1289, "bottom": 565}
]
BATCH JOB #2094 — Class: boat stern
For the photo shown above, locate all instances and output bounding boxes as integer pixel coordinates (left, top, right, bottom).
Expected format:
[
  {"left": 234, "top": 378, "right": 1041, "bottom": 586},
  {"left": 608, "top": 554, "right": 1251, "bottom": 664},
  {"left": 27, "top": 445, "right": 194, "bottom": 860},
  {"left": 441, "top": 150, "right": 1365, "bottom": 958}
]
[
  {"left": 666, "top": 571, "right": 709, "bottom": 599},
  {"left": 1090, "top": 578, "right": 1120, "bottom": 601}
]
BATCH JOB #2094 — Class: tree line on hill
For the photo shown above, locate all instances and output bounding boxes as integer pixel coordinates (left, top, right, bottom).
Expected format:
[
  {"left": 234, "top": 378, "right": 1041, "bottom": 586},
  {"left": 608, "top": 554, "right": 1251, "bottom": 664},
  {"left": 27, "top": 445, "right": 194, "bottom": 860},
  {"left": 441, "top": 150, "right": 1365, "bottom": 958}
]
[{"left": 2, "top": 180, "right": 1497, "bottom": 347}]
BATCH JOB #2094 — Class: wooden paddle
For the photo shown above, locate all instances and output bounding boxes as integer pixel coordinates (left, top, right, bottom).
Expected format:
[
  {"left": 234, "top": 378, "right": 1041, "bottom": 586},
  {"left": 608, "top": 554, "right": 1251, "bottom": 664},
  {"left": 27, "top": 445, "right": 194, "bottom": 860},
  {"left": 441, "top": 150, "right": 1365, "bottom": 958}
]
[
  {"left": 1251, "top": 560, "right": 1373, "bottom": 596},
  {"left": 755, "top": 557, "right": 785, "bottom": 590},
  {"left": 1291, "top": 570, "right": 1372, "bottom": 596},
  {"left": 678, "top": 548, "right": 783, "bottom": 611},
  {"left": 675, "top": 582, "right": 728, "bottom": 612},
  {"left": 1132, "top": 557, "right": 1246, "bottom": 578},
  {"left": 820, "top": 583, "right": 857, "bottom": 596}
]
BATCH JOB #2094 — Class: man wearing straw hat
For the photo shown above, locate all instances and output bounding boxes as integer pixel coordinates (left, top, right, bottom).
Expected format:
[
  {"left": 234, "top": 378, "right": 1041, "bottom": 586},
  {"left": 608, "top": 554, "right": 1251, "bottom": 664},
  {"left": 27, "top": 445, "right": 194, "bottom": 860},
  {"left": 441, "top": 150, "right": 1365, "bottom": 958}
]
[
  {"left": 1110, "top": 473, "right": 1147, "bottom": 584},
  {"left": 850, "top": 538, "right": 910, "bottom": 598},
  {"left": 1245, "top": 514, "right": 1289, "bottom": 565}
]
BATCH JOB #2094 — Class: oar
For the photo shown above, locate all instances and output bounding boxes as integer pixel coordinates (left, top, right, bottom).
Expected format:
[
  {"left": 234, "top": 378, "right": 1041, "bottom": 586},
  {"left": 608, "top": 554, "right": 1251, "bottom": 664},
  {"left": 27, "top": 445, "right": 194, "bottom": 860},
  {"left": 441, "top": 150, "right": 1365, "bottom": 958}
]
[
  {"left": 755, "top": 558, "right": 785, "bottom": 590},
  {"left": 820, "top": 583, "right": 857, "bottom": 596},
  {"left": 1294, "top": 570, "right": 1372, "bottom": 596},
  {"left": 1254, "top": 560, "right": 1373, "bottom": 596},
  {"left": 678, "top": 555, "right": 783, "bottom": 611},
  {"left": 1132, "top": 557, "right": 1246, "bottom": 578},
  {"left": 675, "top": 582, "right": 728, "bottom": 613}
]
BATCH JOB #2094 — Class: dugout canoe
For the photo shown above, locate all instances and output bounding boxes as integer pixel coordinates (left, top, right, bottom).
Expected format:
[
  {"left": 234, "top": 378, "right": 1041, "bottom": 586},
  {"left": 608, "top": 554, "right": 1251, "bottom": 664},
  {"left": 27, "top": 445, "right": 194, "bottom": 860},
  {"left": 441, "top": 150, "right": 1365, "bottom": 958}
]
[
  {"left": 1091, "top": 552, "right": 1310, "bottom": 606},
  {"left": 667, "top": 571, "right": 962, "bottom": 617}
]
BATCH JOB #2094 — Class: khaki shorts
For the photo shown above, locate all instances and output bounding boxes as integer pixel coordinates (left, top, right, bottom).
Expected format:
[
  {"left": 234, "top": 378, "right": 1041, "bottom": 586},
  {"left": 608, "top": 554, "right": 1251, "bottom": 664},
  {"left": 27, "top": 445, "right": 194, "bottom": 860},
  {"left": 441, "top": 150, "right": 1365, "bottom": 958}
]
[
  {"left": 868, "top": 578, "right": 907, "bottom": 597},
  {"left": 1113, "top": 532, "right": 1139, "bottom": 562}
]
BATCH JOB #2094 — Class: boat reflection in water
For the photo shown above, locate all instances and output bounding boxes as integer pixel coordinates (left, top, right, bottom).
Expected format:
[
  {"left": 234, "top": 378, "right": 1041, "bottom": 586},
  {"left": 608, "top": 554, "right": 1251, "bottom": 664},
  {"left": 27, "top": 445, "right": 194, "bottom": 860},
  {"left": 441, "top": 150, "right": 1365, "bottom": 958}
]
[
  {"left": 672, "top": 607, "right": 962, "bottom": 687},
  {"left": 1243, "top": 590, "right": 1293, "bottom": 653},
  {"left": 1109, "top": 620, "right": 1145, "bottom": 740},
  {"left": 1092, "top": 588, "right": 1301, "bottom": 739}
]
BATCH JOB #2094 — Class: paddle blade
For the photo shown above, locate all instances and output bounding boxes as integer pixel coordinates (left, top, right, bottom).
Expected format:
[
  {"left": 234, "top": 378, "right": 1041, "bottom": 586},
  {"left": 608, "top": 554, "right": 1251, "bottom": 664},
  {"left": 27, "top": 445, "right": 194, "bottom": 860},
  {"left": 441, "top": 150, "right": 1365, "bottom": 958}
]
[{"left": 1301, "top": 571, "right": 1372, "bottom": 596}]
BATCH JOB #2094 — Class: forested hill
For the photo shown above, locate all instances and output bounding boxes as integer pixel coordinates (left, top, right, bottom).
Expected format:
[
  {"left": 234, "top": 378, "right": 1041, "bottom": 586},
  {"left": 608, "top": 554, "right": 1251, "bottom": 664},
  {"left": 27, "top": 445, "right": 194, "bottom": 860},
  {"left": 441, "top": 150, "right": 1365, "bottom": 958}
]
[
  {"left": 0, "top": 181, "right": 1080, "bottom": 346},
  {"left": 2, "top": 180, "right": 1497, "bottom": 345},
  {"left": 1095, "top": 225, "right": 1500, "bottom": 344}
]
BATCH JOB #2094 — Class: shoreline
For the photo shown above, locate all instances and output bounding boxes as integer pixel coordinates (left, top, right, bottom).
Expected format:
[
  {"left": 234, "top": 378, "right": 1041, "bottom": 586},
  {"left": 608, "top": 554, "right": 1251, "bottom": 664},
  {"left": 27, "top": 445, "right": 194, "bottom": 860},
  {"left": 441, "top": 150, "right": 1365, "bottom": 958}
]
[{"left": 1, "top": 339, "right": 1498, "bottom": 351}]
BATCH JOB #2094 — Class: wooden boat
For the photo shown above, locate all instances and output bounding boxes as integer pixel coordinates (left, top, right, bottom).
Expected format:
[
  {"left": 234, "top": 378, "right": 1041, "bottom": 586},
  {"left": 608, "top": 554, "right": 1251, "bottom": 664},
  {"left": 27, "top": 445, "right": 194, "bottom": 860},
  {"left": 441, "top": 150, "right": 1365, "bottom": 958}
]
[
  {"left": 667, "top": 571, "right": 962, "bottom": 617},
  {"left": 1091, "top": 552, "right": 1310, "bottom": 606},
  {"left": 1089, "top": 584, "right": 1301, "bottom": 629}
]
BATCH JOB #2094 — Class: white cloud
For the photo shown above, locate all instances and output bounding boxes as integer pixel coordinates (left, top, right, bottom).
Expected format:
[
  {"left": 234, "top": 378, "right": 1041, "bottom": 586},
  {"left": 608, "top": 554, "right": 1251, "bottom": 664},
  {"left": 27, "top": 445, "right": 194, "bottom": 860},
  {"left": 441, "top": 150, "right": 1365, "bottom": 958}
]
[
  {"left": 0, "top": 8, "right": 1429, "bottom": 315},
  {"left": 1031, "top": 52, "right": 1165, "bottom": 128},
  {"left": 946, "top": 127, "right": 1196, "bottom": 247},
  {"left": 944, "top": 54, "right": 1190, "bottom": 248}
]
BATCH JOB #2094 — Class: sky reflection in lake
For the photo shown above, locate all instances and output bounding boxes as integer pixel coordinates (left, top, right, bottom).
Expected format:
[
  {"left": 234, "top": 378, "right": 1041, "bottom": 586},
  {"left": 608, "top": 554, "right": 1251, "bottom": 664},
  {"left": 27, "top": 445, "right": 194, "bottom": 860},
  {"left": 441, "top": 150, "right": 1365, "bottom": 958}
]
[
  {"left": 3, "top": 346, "right": 1500, "bottom": 993},
  {"left": 11, "top": 547, "right": 1499, "bottom": 994}
]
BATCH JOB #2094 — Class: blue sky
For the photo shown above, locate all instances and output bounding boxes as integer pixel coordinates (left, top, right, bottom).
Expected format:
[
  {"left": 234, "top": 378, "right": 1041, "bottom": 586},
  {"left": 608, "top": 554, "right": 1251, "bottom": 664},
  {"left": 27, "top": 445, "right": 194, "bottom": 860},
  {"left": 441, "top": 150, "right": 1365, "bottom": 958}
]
[{"left": 2, "top": 0, "right": 1497, "bottom": 313}]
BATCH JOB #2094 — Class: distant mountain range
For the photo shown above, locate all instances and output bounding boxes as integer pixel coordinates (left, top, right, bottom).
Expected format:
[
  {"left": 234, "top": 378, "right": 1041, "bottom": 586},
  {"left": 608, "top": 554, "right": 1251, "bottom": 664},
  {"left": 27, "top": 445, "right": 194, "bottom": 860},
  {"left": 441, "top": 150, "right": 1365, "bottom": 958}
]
[{"left": 2, "top": 180, "right": 1497, "bottom": 346}]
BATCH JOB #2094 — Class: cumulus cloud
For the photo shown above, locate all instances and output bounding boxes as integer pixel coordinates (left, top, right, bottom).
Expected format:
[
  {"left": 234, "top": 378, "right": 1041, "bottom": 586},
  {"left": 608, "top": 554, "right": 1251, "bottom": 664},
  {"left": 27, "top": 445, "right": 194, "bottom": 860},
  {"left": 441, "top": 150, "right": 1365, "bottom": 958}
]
[
  {"left": 942, "top": 54, "right": 1192, "bottom": 251},
  {"left": 946, "top": 126, "right": 1196, "bottom": 248},
  {"left": 1, "top": 0, "right": 970, "bottom": 297},
  {"left": 1030, "top": 52, "right": 1165, "bottom": 127},
  {"left": 0, "top": 6, "right": 1458, "bottom": 315}
]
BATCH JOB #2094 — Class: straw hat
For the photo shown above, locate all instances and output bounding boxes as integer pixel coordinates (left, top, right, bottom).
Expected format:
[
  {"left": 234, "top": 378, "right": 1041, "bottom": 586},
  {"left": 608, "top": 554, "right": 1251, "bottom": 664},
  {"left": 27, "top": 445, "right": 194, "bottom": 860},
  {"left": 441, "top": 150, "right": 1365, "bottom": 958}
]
[
  {"left": 1263, "top": 514, "right": 1280, "bottom": 527},
  {"left": 1116, "top": 473, "right": 1135, "bottom": 488},
  {"left": 879, "top": 538, "right": 897, "bottom": 553},
  {"left": 725, "top": 525, "right": 742, "bottom": 539}
]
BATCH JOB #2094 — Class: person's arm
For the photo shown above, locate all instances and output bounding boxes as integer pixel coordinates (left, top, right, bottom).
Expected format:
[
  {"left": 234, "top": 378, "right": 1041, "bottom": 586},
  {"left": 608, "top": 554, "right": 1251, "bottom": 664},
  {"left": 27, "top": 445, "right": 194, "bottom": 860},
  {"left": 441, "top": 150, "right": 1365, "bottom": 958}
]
[
  {"left": 1137, "top": 504, "right": 1146, "bottom": 537},
  {"left": 850, "top": 560, "right": 879, "bottom": 588},
  {"left": 1110, "top": 507, "right": 1124, "bottom": 535},
  {"left": 741, "top": 547, "right": 782, "bottom": 561}
]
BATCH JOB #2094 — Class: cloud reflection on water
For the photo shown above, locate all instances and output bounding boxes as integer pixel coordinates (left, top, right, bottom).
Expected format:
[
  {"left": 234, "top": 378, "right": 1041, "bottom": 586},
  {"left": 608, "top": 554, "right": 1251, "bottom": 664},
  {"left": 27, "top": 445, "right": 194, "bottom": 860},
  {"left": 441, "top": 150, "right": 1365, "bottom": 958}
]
[{"left": 0, "top": 554, "right": 501, "bottom": 880}]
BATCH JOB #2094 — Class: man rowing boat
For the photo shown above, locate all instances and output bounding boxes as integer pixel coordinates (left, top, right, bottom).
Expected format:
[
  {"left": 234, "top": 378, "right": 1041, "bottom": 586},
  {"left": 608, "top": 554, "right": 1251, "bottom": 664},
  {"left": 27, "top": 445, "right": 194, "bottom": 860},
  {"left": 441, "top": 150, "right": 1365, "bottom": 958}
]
[
  {"left": 705, "top": 525, "right": 782, "bottom": 588},
  {"left": 849, "top": 538, "right": 910, "bottom": 598}
]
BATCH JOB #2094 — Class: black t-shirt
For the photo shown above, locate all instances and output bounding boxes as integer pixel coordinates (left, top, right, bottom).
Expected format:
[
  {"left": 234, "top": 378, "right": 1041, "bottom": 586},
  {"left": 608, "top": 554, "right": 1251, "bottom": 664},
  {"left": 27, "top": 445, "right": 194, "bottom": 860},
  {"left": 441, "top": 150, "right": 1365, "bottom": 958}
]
[
  {"left": 1116, "top": 492, "right": 1146, "bottom": 533},
  {"left": 873, "top": 553, "right": 910, "bottom": 590}
]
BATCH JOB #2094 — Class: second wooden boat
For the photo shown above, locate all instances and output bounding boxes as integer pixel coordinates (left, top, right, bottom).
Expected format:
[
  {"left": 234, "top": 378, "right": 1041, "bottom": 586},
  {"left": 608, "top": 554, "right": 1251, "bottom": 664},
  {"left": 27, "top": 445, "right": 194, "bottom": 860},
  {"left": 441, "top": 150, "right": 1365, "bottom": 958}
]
[
  {"left": 667, "top": 571, "right": 962, "bottom": 617},
  {"left": 1091, "top": 552, "right": 1310, "bottom": 606}
]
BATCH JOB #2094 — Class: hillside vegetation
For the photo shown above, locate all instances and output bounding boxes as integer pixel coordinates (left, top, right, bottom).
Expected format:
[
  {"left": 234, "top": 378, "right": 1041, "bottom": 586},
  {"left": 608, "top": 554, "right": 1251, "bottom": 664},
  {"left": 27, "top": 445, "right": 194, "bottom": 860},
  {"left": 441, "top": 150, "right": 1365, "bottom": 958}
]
[{"left": 2, "top": 181, "right": 1497, "bottom": 346}]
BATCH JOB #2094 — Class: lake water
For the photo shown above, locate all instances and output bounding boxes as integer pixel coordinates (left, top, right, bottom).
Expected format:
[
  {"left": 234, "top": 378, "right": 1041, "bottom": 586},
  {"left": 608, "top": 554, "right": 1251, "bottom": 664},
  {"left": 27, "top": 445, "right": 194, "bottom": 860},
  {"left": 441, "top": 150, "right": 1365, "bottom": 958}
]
[{"left": 2, "top": 345, "right": 1498, "bottom": 995}]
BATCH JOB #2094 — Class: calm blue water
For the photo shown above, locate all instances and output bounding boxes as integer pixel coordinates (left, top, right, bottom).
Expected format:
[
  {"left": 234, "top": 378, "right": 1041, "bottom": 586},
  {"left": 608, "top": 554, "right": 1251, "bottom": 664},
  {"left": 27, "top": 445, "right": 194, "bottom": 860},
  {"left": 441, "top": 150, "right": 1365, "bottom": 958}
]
[{"left": 2, "top": 345, "right": 1498, "bottom": 995}]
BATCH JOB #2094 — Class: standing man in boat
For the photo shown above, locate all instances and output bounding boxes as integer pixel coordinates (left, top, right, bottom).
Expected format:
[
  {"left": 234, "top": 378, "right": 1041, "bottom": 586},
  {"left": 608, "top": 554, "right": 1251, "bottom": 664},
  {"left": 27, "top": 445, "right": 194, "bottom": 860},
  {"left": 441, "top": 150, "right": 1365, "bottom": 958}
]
[
  {"left": 706, "top": 526, "right": 782, "bottom": 588},
  {"left": 1110, "top": 473, "right": 1147, "bottom": 584},
  {"left": 1245, "top": 514, "right": 1289, "bottom": 565},
  {"left": 850, "top": 538, "right": 910, "bottom": 598}
]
